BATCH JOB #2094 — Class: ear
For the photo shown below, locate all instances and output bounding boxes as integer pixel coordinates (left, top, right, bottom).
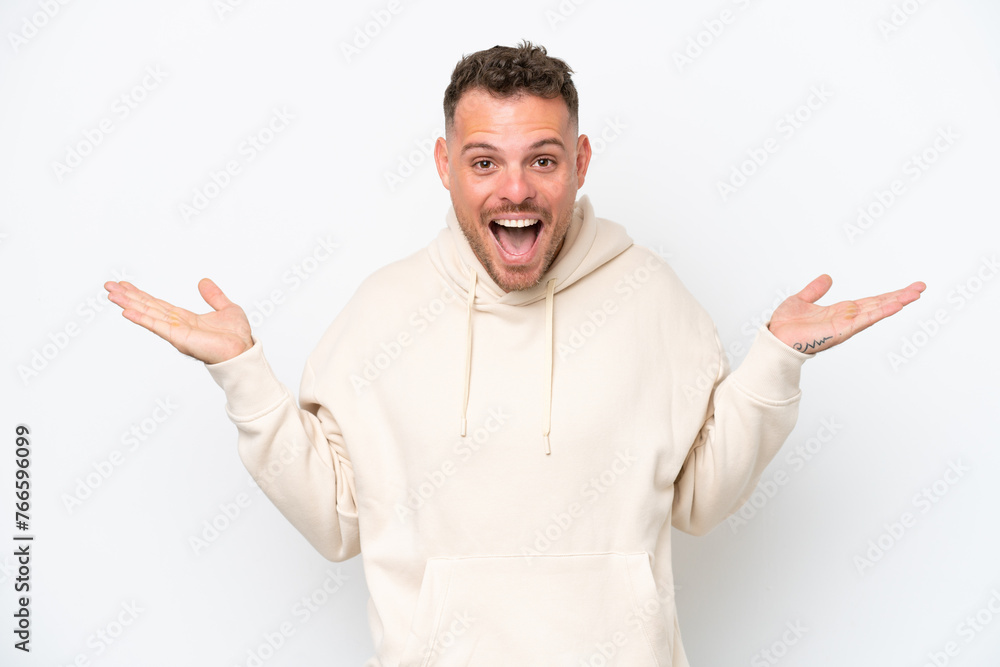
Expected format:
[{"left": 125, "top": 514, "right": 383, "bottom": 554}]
[
  {"left": 434, "top": 136, "right": 451, "bottom": 190},
  {"left": 575, "top": 134, "right": 592, "bottom": 189}
]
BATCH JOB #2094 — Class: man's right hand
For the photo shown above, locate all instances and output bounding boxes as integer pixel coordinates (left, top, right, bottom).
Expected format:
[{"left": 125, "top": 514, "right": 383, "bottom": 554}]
[{"left": 105, "top": 278, "right": 254, "bottom": 364}]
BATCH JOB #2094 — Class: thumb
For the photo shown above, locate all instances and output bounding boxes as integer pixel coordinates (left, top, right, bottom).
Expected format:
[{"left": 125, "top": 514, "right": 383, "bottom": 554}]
[
  {"left": 198, "top": 277, "right": 234, "bottom": 311},
  {"left": 796, "top": 274, "right": 833, "bottom": 304}
]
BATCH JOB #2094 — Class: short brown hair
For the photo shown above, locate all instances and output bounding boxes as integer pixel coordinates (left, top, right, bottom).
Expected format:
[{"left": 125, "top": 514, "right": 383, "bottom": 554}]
[{"left": 443, "top": 40, "right": 579, "bottom": 136}]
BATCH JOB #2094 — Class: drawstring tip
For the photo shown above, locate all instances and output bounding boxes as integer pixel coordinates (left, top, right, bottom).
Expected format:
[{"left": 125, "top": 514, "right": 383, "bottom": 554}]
[
  {"left": 543, "top": 435, "right": 551, "bottom": 455},
  {"left": 460, "top": 417, "right": 467, "bottom": 438}
]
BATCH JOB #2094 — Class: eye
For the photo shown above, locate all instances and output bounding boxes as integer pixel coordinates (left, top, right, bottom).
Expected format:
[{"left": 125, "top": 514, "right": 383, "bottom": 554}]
[
  {"left": 474, "top": 159, "right": 494, "bottom": 170},
  {"left": 535, "top": 157, "right": 554, "bottom": 168}
]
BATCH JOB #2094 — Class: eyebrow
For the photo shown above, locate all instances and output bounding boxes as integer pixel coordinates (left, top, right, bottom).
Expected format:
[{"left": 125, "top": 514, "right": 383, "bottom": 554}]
[{"left": 460, "top": 137, "right": 566, "bottom": 155}]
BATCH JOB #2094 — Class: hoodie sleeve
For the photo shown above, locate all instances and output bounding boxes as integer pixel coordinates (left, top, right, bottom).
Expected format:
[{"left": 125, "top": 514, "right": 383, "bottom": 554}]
[
  {"left": 205, "top": 338, "right": 360, "bottom": 561},
  {"left": 671, "top": 325, "right": 809, "bottom": 536}
]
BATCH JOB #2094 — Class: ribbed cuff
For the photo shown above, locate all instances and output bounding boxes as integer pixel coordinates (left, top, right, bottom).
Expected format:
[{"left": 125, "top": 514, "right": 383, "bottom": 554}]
[
  {"left": 729, "top": 325, "right": 810, "bottom": 403},
  {"left": 204, "top": 337, "right": 290, "bottom": 420}
]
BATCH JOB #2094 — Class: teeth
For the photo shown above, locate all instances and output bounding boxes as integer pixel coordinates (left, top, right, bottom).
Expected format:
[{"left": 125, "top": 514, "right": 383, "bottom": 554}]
[{"left": 493, "top": 219, "right": 539, "bottom": 228}]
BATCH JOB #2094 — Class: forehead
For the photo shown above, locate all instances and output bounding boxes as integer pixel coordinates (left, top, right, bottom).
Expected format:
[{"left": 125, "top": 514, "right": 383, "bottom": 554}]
[{"left": 451, "top": 89, "right": 572, "bottom": 146}]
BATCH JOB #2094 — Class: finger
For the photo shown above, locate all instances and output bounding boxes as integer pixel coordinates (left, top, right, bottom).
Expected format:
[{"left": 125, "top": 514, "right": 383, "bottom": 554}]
[
  {"left": 851, "top": 281, "right": 927, "bottom": 317},
  {"left": 198, "top": 278, "right": 234, "bottom": 312},
  {"left": 117, "top": 300, "right": 190, "bottom": 344},
  {"left": 109, "top": 281, "right": 177, "bottom": 319},
  {"left": 897, "top": 281, "right": 927, "bottom": 305},
  {"left": 106, "top": 281, "right": 158, "bottom": 312},
  {"left": 108, "top": 282, "right": 197, "bottom": 345},
  {"left": 841, "top": 282, "right": 926, "bottom": 334},
  {"left": 795, "top": 274, "right": 833, "bottom": 304}
]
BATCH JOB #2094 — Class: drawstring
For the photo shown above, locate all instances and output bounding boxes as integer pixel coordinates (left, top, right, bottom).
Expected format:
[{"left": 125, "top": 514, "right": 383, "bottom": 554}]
[
  {"left": 460, "top": 268, "right": 477, "bottom": 437},
  {"left": 541, "top": 278, "right": 556, "bottom": 455},
  {"left": 458, "top": 269, "right": 557, "bottom": 456}
]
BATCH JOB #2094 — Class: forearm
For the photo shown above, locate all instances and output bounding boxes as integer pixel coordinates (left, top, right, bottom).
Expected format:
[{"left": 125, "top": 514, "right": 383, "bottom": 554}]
[
  {"left": 672, "top": 326, "right": 809, "bottom": 535},
  {"left": 206, "top": 339, "right": 360, "bottom": 561}
]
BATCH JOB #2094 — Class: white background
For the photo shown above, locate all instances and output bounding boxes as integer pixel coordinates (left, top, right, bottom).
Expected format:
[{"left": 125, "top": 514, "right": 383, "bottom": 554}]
[{"left": 2, "top": 0, "right": 999, "bottom": 665}]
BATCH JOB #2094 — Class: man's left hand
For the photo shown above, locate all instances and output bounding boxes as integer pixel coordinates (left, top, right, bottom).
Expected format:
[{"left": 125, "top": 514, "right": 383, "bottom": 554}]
[{"left": 768, "top": 274, "right": 926, "bottom": 354}]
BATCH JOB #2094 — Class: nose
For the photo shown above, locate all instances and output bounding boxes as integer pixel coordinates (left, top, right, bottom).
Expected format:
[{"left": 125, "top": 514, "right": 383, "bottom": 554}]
[{"left": 494, "top": 164, "right": 536, "bottom": 205}]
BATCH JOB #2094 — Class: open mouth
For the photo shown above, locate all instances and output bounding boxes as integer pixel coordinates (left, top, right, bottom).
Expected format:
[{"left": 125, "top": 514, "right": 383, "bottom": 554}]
[{"left": 489, "top": 218, "right": 542, "bottom": 259}]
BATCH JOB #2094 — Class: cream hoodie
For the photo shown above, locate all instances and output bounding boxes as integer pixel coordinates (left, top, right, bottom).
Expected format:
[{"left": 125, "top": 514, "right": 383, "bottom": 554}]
[{"left": 206, "top": 195, "right": 810, "bottom": 666}]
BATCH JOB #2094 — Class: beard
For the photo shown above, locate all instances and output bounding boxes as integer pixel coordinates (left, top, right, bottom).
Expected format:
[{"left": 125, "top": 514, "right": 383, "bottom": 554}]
[{"left": 454, "top": 200, "right": 572, "bottom": 293}]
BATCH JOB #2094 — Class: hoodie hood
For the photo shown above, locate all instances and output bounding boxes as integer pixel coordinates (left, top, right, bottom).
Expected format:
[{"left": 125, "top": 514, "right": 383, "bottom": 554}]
[{"left": 427, "top": 194, "right": 633, "bottom": 454}]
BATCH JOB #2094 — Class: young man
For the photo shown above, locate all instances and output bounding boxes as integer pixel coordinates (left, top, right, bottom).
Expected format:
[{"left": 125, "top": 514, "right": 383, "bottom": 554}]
[{"left": 106, "top": 42, "right": 924, "bottom": 666}]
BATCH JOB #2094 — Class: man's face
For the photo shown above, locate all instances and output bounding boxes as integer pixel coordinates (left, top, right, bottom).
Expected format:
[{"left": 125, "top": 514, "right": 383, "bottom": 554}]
[{"left": 434, "top": 89, "right": 592, "bottom": 292}]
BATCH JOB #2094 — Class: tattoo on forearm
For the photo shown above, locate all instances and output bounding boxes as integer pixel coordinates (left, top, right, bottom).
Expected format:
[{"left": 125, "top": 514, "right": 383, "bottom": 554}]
[{"left": 793, "top": 336, "right": 833, "bottom": 352}]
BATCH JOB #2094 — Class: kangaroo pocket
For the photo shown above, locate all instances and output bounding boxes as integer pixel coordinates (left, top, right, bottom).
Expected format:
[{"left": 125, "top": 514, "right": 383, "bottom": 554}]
[{"left": 398, "top": 552, "right": 673, "bottom": 667}]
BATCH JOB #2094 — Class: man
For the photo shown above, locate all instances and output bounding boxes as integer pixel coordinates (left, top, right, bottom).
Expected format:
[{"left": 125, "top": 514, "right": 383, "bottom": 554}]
[{"left": 106, "top": 42, "right": 924, "bottom": 666}]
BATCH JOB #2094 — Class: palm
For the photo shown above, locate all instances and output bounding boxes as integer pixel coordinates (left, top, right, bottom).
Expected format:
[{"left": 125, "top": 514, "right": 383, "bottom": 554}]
[
  {"left": 105, "top": 278, "right": 253, "bottom": 364},
  {"left": 768, "top": 275, "right": 925, "bottom": 354}
]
